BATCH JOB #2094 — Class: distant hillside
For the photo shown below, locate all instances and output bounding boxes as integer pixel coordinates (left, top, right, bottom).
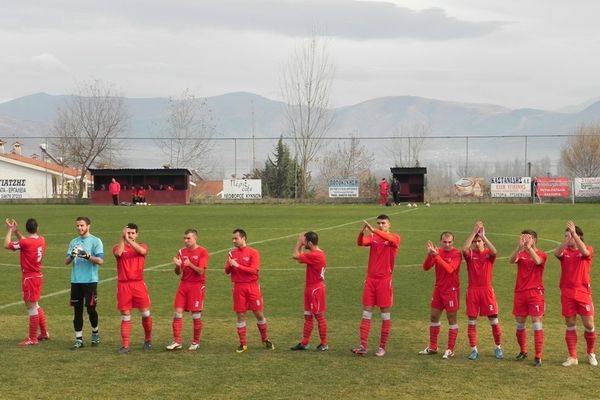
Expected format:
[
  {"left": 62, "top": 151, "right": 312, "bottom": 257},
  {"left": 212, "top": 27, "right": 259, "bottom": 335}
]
[{"left": 1, "top": 92, "right": 599, "bottom": 175}]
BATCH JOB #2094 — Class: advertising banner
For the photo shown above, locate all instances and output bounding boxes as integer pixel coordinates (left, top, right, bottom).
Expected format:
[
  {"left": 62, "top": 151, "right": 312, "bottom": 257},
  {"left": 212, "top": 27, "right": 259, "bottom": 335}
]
[
  {"left": 574, "top": 177, "right": 600, "bottom": 197},
  {"left": 454, "top": 177, "right": 485, "bottom": 197},
  {"left": 490, "top": 176, "right": 531, "bottom": 198},
  {"left": 535, "top": 176, "right": 569, "bottom": 198},
  {"left": 328, "top": 178, "right": 359, "bottom": 198},
  {"left": 222, "top": 179, "right": 262, "bottom": 199}
]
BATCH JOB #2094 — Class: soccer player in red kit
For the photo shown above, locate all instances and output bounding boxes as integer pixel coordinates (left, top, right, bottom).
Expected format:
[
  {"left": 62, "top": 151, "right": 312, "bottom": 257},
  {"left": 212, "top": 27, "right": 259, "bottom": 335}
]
[
  {"left": 462, "top": 221, "right": 503, "bottom": 360},
  {"left": 554, "top": 221, "right": 597, "bottom": 367},
  {"left": 509, "top": 229, "right": 547, "bottom": 367},
  {"left": 225, "top": 228, "right": 274, "bottom": 353},
  {"left": 290, "top": 231, "right": 328, "bottom": 351},
  {"left": 166, "top": 229, "right": 209, "bottom": 351},
  {"left": 352, "top": 215, "right": 400, "bottom": 357},
  {"left": 4, "top": 218, "right": 50, "bottom": 346},
  {"left": 378, "top": 178, "right": 389, "bottom": 205},
  {"left": 419, "top": 232, "right": 462, "bottom": 359},
  {"left": 113, "top": 223, "right": 153, "bottom": 353}
]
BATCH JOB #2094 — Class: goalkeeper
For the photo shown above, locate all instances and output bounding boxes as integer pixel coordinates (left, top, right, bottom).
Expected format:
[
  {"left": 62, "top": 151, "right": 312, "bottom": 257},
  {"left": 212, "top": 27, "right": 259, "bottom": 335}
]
[{"left": 65, "top": 216, "right": 105, "bottom": 349}]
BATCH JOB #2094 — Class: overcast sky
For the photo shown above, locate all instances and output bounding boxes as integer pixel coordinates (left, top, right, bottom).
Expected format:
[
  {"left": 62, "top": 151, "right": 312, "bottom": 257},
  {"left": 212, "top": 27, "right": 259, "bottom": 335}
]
[{"left": 2, "top": 0, "right": 600, "bottom": 110}]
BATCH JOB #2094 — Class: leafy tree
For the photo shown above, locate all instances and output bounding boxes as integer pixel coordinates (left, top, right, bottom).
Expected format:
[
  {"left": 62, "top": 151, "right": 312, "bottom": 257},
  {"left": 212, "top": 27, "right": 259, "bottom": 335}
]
[{"left": 255, "top": 137, "right": 301, "bottom": 198}]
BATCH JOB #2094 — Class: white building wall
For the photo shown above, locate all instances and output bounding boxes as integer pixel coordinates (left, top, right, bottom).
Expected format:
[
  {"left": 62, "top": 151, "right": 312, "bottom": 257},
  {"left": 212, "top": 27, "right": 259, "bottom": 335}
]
[{"left": 0, "top": 162, "right": 55, "bottom": 199}]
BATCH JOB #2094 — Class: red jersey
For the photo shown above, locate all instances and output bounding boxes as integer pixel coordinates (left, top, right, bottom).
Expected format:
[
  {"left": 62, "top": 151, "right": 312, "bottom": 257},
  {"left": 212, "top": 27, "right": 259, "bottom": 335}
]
[
  {"left": 109, "top": 181, "right": 121, "bottom": 195},
  {"left": 297, "top": 249, "right": 326, "bottom": 286},
  {"left": 464, "top": 248, "right": 496, "bottom": 288},
  {"left": 176, "top": 246, "right": 209, "bottom": 284},
  {"left": 423, "top": 248, "right": 461, "bottom": 292},
  {"left": 357, "top": 230, "right": 400, "bottom": 279},
  {"left": 514, "top": 249, "right": 546, "bottom": 292},
  {"left": 8, "top": 235, "right": 46, "bottom": 277},
  {"left": 557, "top": 246, "right": 594, "bottom": 291},
  {"left": 114, "top": 242, "right": 148, "bottom": 282},
  {"left": 225, "top": 246, "right": 260, "bottom": 283}
]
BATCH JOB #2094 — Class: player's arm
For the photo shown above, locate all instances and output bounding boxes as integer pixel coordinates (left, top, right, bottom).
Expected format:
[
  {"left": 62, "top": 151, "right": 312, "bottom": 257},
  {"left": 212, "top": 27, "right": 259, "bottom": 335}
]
[
  {"left": 3, "top": 219, "right": 14, "bottom": 249},
  {"left": 292, "top": 233, "right": 305, "bottom": 260},
  {"left": 480, "top": 225, "right": 497, "bottom": 256},
  {"left": 422, "top": 241, "right": 437, "bottom": 271},
  {"left": 567, "top": 220, "right": 590, "bottom": 257},
  {"left": 553, "top": 232, "right": 569, "bottom": 258},
  {"left": 184, "top": 251, "right": 208, "bottom": 275},
  {"left": 113, "top": 228, "right": 127, "bottom": 256},
  {"left": 235, "top": 250, "right": 260, "bottom": 275},
  {"left": 508, "top": 245, "right": 520, "bottom": 264},
  {"left": 127, "top": 240, "right": 147, "bottom": 256},
  {"left": 173, "top": 252, "right": 183, "bottom": 275},
  {"left": 462, "top": 222, "right": 481, "bottom": 254},
  {"left": 371, "top": 229, "right": 400, "bottom": 247},
  {"left": 434, "top": 251, "right": 461, "bottom": 274},
  {"left": 357, "top": 222, "right": 373, "bottom": 246}
]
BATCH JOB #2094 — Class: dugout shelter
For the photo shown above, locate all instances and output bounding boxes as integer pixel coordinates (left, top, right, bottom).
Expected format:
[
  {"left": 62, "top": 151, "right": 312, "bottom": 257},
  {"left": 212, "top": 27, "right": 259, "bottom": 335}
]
[
  {"left": 390, "top": 167, "right": 427, "bottom": 203},
  {"left": 89, "top": 168, "right": 192, "bottom": 204}
]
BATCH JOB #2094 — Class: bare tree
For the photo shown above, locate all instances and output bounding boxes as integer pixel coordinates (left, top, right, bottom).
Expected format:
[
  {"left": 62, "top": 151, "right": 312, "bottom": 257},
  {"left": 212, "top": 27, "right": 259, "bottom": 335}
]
[
  {"left": 320, "top": 134, "right": 374, "bottom": 183},
  {"left": 51, "top": 79, "right": 128, "bottom": 199},
  {"left": 561, "top": 123, "right": 600, "bottom": 177},
  {"left": 155, "top": 89, "right": 216, "bottom": 175},
  {"left": 389, "top": 122, "right": 430, "bottom": 167},
  {"left": 280, "top": 31, "right": 334, "bottom": 198}
]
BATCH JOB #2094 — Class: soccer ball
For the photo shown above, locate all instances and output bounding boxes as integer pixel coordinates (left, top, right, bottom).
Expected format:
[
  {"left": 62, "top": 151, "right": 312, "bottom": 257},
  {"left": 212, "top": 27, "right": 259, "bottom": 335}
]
[
  {"left": 413, "top": 203, "right": 418, "bottom": 208},
  {"left": 407, "top": 203, "right": 412, "bottom": 208},
  {"left": 425, "top": 202, "right": 431, "bottom": 207},
  {"left": 142, "top": 202, "right": 147, "bottom": 206}
]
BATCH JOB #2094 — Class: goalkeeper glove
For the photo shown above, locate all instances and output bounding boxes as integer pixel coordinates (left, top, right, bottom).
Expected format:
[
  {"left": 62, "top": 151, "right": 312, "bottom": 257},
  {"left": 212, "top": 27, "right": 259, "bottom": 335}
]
[
  {"left": 71, "top": 248, "right": 79, "bottom": 258},
  {"left": 77, "top": 249, "right": 91, "bottom": 260}
]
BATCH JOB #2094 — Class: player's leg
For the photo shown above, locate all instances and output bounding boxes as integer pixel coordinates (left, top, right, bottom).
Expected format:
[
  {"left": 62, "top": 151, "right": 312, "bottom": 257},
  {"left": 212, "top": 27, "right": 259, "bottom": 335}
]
[
  {"left": 21, "top": 299, "right": 39, "bottom": 346},
  {"left": 488, "top": 314, "right": 503, "bottom": 359},
  {"left": 313, "top": 286, "right": 328, "bottom": 350},
  {"left": 353, "top": 279, "right": 375, "bottom": 354},
  {"left": 189, "top": 284, "right": 205, "bottom": 349},
  {"left": 190, "top": 311, "right": 203, "bottom": 350},
  {"left": 236, "top": 312, "right": 248, "bottom": 351},
  {"left": 376, "top": 279, "right": 393, "bottom": 356},
  {"left": 292, "top": 287, "right": 313, "bottom": 350},
  {"left": 563, "top": 315, "right": 578, "bottom": 366},
  {"left": 514, "top": 315, "right": 528, "bottom": 360},
  {"left": 249, "top": 284, "right": 272, "bottom": 349},
  {"left": 419, "top": 307, "right": 442, "bottom": 355},
  {"left": 36, "top": 303, "right": 49, "bottom": 340},
  {"left": 446, "top": 311, "right": 459, "bottom": 357},
  {"left": 140, "top": 308, "right": 153, "bottom": 350},
  {"left": 119, "top": 310, "right": 132, "bottom": 353},
  {"left": 532, "top": 316, "right": 543, "bottom": 366},
  {"left": 70, "top": 283, "right": 85, "bottom": 348},
  {"left": 581, "top": 314, "right": 597, "bottom": 366},
  {"left": 467, "top": 317, "right": 478, "bottom": 359},
  {"left": 84, "top": 284, "right": 100, "bottom": 346},
  {"left": 233, "top": 285, "right": 248, "bottom": 352},
  {"left": 167, "top": 308, "right": 184, "bottom": 350}
]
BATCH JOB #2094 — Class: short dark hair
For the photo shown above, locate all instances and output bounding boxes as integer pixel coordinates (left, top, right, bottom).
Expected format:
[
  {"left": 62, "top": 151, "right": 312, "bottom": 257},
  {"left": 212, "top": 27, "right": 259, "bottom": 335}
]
[
  {"left": 521, "top": 229, "right": 537, "bottom": 239},
  {"left": 184, "top": 229, "right": 198, "bottom": 236},
  {"left": 233, "top": 228, "right": 247, "bottom": 239},
  {"left": 76, "top": 216, "right": 91, "bottom": 225},
  {"left": 440, "top": 231, "right": 454, "bottom": 240},
  {"left": 305, "top": 231, "right": 319, "bottom": 245},
  {"left": 127, "top": 222, "right": 139, "bottom": 232},
  {"left": 377, "top": 214, "right": 390, "bottom": 221},
  {"left": 25, "top": 218, "right": 38, "bottom": 234}
]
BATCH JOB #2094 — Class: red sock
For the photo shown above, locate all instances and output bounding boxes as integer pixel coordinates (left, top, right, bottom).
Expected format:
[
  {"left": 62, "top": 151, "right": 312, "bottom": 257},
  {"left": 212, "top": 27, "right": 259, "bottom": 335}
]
[
  {"left": 380, "top": 319, "right": 391, "bottom": 350},
  {"left": 516, "top": 328, "right": 527, "bottom": 353},
  {"left": 467, "top": 323, "right": 477, "bottom": 347},
  {"left": 193, "top": 318, "right": 203, "bottom": 343},
  {"left": 237, "top": 323, "right": 247, "bottom": 345},
  {"left": 429, "top": 324, "right": 441, "bottom": 351},
  {"left": 566, "top": 329, "right": 578, "bottom": 358},
  {"left": 302, "top": 315, "right": 313, "bottom": 345},
  {"left": 37, "top": 307, "right": 48, "bottom": 336},
  {"left": 448, "top": 326, "right": 459, "bottom": 351},
  {"left": 360, "top": 318, "right": 371, "bottom": 348},
  {"left": 534, "top": 329, "right": 544, "bottom": 359},
  {"left": 584, "top": 330, "right": 596, "bottom": 354},
  {"left": 491, "top": 323, "right": 502, "bottom": 346},
  {"left": 142, "top": 316, "right": 153, "bottom": 342},
  {"left": 28, "top": 314, "right": 39, "bottom": 341},
  {"left": 172, "top": 317, "right": 183, "bottom": 343},
  {"left": 315, "top": 313, "right": 328, "bottom": 345},
  {"left": 121, "top": 319, "right": 131, "bottom": 348},
  {"left": 257, "top": 321, "right": 268, "bottom": 342}
]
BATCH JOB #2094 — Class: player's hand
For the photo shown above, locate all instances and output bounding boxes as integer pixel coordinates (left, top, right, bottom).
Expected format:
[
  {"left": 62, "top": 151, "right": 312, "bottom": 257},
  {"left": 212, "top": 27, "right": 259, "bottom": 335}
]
[
  {"left": 363, "top": 220, "right": 374, "bottom": 232},
  {"left": 76, "top": 249, "right": 91, "bottom": 259},
  {"left": 566, "top": 221, "right": 576, "bottom": 235},
  {"left": 473, "top": 221, "right": 483, "bottom": 235},
  {"left": 71, "top": 247, "right": 79, "bottom": 258},
  {"left": 173, "top": 256, "right": 182, "bottom": 267}
]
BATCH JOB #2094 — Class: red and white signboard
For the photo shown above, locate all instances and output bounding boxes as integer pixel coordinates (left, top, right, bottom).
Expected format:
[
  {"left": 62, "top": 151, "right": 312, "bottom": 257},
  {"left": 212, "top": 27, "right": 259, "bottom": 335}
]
[{"left": 535, "top": 177, "right": 569, "bottom": 198}]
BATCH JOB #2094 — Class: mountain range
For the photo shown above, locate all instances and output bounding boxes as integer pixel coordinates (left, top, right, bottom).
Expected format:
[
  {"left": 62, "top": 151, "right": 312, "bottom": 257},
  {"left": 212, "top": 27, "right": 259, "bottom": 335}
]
[{"left": 1, "top": 92, "right": 599, "bottom": 175}]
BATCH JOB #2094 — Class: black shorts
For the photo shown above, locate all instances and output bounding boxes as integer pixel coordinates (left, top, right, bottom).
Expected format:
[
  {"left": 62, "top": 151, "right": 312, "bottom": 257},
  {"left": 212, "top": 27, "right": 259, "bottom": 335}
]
[{"left": 70, "top": 283, "right": 98, "bottom": 307}]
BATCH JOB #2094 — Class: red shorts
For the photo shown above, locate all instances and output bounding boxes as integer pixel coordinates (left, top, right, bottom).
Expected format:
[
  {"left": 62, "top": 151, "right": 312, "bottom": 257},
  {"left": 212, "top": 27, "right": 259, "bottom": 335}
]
[
  {"left": 431, "top": 287, "right": 459, "bottom": 312},
  {"left": 117, "top": 281, "right": 151, "bottom": 311},
  {"left": 232, "top": 282, "right": 264, "bottom": 313},
  {"left": 173, "top": 281, "right": 205, "bottom": 312},
  {"left": 513, "top": 289, "right": 545, "bottom": 317},
  {"left": 305, "top": 283, "right": 326, "bottom": 314},
  {"left": 22, "top": 275, "right": 43, "bottom": 302},
  {"left": 466, "top": 287, "right": 498, "bottom": 317},
  {"left": 362, "top": 277, "right": 393, "bottom": 308},
  {"left": 561, "top": 288, "right": 594, "bottom": 317}
]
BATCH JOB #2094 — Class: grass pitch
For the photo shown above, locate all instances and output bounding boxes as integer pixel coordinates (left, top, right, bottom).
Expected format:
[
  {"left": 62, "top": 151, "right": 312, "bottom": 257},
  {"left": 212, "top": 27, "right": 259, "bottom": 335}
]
[{"left": 0, "top": 203, "right": 598, "bottom": 399}]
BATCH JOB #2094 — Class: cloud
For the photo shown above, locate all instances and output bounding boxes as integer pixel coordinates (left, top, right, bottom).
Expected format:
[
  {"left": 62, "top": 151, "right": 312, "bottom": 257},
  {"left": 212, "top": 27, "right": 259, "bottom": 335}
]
[
  {"left": 31, "top": 53, "right": 70, "bottom": 72},
  {"left": 2, "top": 0, "right": 503, "bottom": 41}
]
